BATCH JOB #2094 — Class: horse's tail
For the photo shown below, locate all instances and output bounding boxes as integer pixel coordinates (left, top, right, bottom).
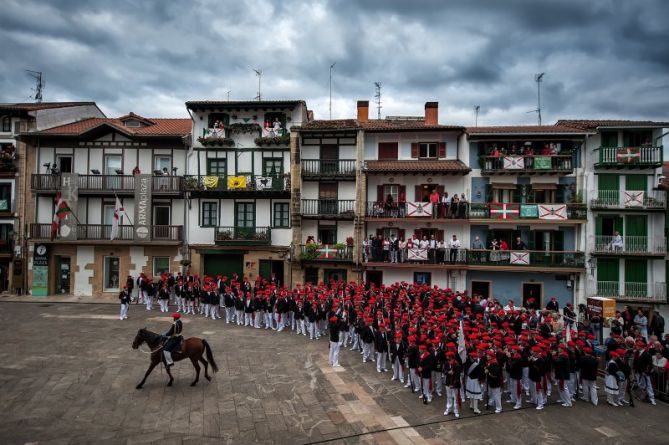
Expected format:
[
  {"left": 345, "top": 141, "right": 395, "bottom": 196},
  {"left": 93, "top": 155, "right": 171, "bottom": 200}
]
[{"left": 202, "top": 339, "right": 218, "bottom": 373}]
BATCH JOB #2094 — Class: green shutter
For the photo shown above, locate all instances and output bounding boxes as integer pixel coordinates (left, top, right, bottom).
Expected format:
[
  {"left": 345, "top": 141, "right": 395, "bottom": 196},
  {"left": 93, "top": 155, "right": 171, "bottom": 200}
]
[
  {"left": 625, "top": 215, "right": 647, "bottom": 237},
  {"left": 553, "top": 231, "right": 564, "bottom": 251},
  {"left": 259, "top": 260, "right": 272, "bottom": 281},
  {"left": 614, "top": 217, "right": 624, "bottom": 236},
  {"left": 597, "top": 258, "right": 619, "bottom": 281},
  {"left": 598, "top": 174, "right": 619, "bottom": 191},
  {"left": 624, "top": 259, "right": 646, "bottom": 283},
  {"left": 595, "top": 216, "right": 603, "bottom": 236},
  {"left": 601, "top": 132, "right": 618, "bottom": 148},
  {"left": 625, "top": 175, "right": 647, "bottom": 192}
]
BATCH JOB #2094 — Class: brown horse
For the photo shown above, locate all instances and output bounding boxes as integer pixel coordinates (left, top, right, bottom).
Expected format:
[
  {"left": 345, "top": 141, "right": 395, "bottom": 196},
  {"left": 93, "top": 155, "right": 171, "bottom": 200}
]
[{"left": 132, "top": 328, "right": 218, "bottom": 389}]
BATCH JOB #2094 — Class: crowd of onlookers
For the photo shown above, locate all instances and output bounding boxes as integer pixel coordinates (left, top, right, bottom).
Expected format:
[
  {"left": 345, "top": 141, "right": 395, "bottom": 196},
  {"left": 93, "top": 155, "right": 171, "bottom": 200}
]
[{"left": 371, "top": 190, "right": 469, "bottom": 219}]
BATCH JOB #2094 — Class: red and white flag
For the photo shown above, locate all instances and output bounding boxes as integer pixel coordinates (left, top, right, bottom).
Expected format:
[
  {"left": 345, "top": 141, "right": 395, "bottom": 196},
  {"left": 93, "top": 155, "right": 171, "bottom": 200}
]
[
  {"left": 51, "top": 192, "right": 71, "bottom": 240},
  {"left": 110, "top": 196, "right": 127, "bottom": 240}
]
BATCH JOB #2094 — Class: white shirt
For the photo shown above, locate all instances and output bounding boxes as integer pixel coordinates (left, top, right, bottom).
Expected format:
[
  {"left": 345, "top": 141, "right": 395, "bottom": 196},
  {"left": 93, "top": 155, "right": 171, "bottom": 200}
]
[{"left": 449, "top": 238, "right": 461, "bottom": 249}]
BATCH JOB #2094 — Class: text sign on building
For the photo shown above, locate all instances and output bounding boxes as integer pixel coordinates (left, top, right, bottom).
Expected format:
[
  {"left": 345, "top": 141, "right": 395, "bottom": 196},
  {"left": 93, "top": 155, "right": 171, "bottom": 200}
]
[
  {"left": 134, "top": 174, "right": 152, "bottom": 241},
  {"left": 59, "top": 173, "right": 78, "bottom": 240},
  {"left": 32, "top": 244, "right": 49, "bottom": 296}
]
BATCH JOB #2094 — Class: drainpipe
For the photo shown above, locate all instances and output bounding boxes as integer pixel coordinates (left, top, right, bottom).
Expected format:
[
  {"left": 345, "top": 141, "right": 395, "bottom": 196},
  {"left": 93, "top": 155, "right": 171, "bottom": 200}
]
[{"left": 184, "top": 108, "right": 195, "bottom": 270}]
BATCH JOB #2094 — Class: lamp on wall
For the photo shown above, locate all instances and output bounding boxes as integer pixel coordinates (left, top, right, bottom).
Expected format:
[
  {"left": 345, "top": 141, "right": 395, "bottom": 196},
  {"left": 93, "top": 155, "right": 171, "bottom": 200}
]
[{"left": 587, "top": 257, "right": 597, "bottom": 277}]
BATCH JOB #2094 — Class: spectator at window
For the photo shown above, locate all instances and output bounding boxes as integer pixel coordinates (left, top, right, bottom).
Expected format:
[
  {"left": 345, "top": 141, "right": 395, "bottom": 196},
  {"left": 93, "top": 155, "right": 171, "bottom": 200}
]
[
  {"left": 440, "top": 191, "right": 450, "bottom": 218},
  {"left": 132, "top": 166, "right": 141, "bottom": 175},
  {"left": 429, "top": 189, "right": 440, "bottom": 219},
  {"left": 458, "top": 193, "right": 468, "bottom": 218},
  {"left": 514, "top": 236, "right": 528, "bottom": 250},
  {"left": 450, "top": 194, "right": 459, "bottom": 218},
  {"left": 448, "top": 234, "right": 461, "bottom": 264}
]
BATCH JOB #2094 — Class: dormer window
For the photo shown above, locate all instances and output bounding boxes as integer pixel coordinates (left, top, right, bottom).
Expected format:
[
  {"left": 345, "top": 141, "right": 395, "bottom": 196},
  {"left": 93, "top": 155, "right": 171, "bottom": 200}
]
[{"left": 124, "top": 119, "right": 143, "bottom": 128}]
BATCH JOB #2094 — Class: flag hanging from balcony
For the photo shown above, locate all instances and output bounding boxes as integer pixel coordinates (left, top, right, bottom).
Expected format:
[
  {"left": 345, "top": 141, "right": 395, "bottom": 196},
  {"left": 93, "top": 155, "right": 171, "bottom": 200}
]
[
  {"left": 616, "top": 147, "right": 640, "bottom": 164},
  {"left": 408, "top": 248, "right": 428, "bottom": 261},
  {"left": 520, "top": 204, "right": 539, "bottom": 218},
  {"left": 490, "top": 203, "right": 520, "bottom": 220},
  {"left": 227, "top": 175, "right": 247, "bottom": 189},
  {"left": 510, "top": 251, "right": 530, "bottom": 265},
  {"left": 202, "top": 176, "right": 219, "bottom": 190},
  {"left": 406, "top": 202, "right": 432, "bottom": 217},
  {"left": 317, "top": 244, "right": 336, "bottom": 259},
  {"left": 533, "top": 156, "right": 552, "bottom": 169},
  {"left": 623, "top": 191, "right": 644, "bottom": 207},
  {"left": 538, "top": 204, "right": 567, "bottom": 220},
  {"left": 50, "top": 192, "right": 71, "bottom": 240},
  {"left": 110, "top": 196, "right": 128, "bottom": 240},
  {"left": 503, "top": 155, "right": 524, "bottom": 169},
  {"left": 255, "top": 176, "right": 273, "bottom": 190}
]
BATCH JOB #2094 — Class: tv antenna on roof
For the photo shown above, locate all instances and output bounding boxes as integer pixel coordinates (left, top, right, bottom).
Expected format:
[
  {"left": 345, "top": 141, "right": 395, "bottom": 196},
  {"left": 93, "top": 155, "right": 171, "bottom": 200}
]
[
  {"left": 474, "top": 105, "right": 480, "bottom": 127},
  {"left": 374, "top": 82, "right": 382, "bottom": 119},
  {"left": 329, "top": 62, "right": 335, "bottom": 119},
  {"left": 253, "top": 69, "right": 262, "bottom": 101},
  {"left": 26, "top": 69, "right": 44, "bottom": 103},
  {"left": 527, "top": 72, "right": 545, "bottom": 125},
  {"left": 225, "top": 90, "right": 231, "bottom": 101}
]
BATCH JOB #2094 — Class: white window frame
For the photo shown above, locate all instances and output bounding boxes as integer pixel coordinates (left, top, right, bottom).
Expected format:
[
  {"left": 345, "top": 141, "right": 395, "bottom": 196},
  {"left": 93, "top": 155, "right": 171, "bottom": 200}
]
[
  {"left": 419, "top": 143, "right": 437, "bottom": 159},
  {"left": 103, "top": 256, "right": 120, "bottom": 292},
  {"left": 153, "top": 256, "right": 170, "bottom": 276}
]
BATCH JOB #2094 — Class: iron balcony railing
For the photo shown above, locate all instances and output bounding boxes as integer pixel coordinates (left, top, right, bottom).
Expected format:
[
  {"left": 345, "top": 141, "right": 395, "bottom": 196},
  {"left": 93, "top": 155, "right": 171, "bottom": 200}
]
[
  {"left": 214, "top": 226, "right": 271, "bottom": 245},
  {"left": 300, "top": 244, "right": 354, "bottom": 261},
  {"left": 480, "top": 154, "right": 573, "bottom": 173},
  {"left": 597, "top": 281, "right": 667, "bottom": 303},
  {"left": 301, "top": 199, "right": 356, "bottom": 217},
  {"left": 365, "top": 201, "right": 469, "bottom": 219},
  {"left": 31, "top": 174, "right": 184, "bottom": 193},
  {"left": 467, "top": 250, "right": 585, "bottom": 268},
  {"left": 184, "top": 175, "right": 288, "bottom": 192},
  {"left": 30, "top": 223, "right": 183, "bottom": 241},
  {"left": 301, "top": 159, "right": 356, "bottom": 176},
  {"left": 597, "top": 146, "right": 663, "bottom": 166},
  {"left": 590, "top": 190, "right": 666, "bottom": 210},
  {"left": 593, "top": 235, "right": 666, "bottom": 255}
]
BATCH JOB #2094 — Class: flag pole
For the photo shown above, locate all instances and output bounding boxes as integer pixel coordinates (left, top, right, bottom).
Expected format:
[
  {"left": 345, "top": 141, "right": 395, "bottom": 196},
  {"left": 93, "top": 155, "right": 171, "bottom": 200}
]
[{"left": 115, "top": 194, "right": 134, "bottom": 225}]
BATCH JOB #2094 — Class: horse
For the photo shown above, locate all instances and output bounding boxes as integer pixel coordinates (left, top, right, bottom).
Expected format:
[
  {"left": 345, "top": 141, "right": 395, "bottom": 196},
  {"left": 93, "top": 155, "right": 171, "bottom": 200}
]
[{"left": 132, "top": 328, "right": 218, "bottom": 389}]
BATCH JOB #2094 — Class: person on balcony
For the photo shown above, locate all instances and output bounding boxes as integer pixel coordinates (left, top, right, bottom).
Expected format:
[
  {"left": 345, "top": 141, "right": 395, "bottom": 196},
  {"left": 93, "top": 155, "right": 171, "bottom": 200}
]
[
  {"left": 399, "top": 237, "right": 407, "bottom": 263},
  {"left": 458, "top": 194, "right": 468, "bottom": 218},
  {"left": 514, "top": 236, "right": 528, "bottom": 250},
  {"left": 448, "top": 235, "right": 461, "bottom": 264},
  {"left": 440, "top": 191, "right": 450, "bottom": 218},
  {"left": 450, "top": 194, "right": 459, "bottom": 219},
  {"left": 429, "top": 189, "right": 440, "bottom": 219},
  {"left": 610, "top": 231, "right": 624, "bottom": 251},
  {"left": 471, "top": 236, "right": 486, "bottom": 263},
  {"left": 389, "top": 234, "right": 399, "bottom": 263},
  {"left": 132, "top": 165, "right": 141, "bottom": 175}
]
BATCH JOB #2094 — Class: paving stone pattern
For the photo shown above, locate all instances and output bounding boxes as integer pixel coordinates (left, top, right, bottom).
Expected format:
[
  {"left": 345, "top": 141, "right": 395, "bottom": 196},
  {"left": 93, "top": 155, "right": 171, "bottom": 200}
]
[{"left": 0, "top": 302, "right": 667, "bottom": 445}]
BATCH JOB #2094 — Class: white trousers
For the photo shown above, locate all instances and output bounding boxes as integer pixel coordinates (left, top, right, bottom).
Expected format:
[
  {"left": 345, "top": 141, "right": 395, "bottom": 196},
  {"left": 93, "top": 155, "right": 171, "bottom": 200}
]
[
  {"left": 488, "top": 387, "right": 502, "bottom": 411},
  {"left": 329, "top": 341, "right": 340, "bottom": 366},
  {"left": 392, "top": 357, "right": 404, "bottom": 382},
  {"left": 376, "top": 352, "right": 387, "bottom": 371},
  {"left": 581, "top": 379, "right": 598, "bottom": 405},
  {"left": 145, "top": 295, "right": 152, "bottom": 310},
  {"left": 119, "top": 303, "right": 128, "bottom": 319},
  {"left": 445, "top": 386, "right": 460, "bottom": 415}
]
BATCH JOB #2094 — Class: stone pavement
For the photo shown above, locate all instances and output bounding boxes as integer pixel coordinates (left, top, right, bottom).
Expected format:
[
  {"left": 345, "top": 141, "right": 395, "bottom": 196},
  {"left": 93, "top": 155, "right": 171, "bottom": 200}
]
[{"left": 0, "top": 301, "right": 667, "bottom": 445}]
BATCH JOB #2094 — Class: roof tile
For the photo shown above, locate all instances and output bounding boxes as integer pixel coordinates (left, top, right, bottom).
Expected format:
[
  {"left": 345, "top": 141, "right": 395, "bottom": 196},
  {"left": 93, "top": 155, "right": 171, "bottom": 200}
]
[
  {"left": 365, "top": 160, "right": 470, "bottom": 174},
  {"left": 467, "top": 125, "right": 591, "bottom": 135},
  {"left": 31, "top": 116, "right": 190, "bottom": 137},
  {"left": 557, "top": 119, "right": 669, "bottom": 130}
]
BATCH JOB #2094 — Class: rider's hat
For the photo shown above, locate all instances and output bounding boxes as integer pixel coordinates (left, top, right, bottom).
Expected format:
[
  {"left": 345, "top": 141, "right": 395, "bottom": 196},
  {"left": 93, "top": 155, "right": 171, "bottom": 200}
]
[{"left": 172, "top": 312, "right": 181, "bottom": 319}]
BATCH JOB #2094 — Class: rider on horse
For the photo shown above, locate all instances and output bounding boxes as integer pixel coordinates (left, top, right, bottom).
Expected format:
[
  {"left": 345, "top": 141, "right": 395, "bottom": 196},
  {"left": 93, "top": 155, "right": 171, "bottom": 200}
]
[{"left": 162, "top": 312, "right": 183, "bottom": 367}]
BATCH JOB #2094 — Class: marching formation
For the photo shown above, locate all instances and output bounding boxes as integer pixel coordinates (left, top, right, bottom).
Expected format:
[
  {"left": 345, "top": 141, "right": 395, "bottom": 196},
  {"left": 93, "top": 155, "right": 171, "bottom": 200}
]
[{"left": 119, "top": 272, "right": 665, "bottom": 415}]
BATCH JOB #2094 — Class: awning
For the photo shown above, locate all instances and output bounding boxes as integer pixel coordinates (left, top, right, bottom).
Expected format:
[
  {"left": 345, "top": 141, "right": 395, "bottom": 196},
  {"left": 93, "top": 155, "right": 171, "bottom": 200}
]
[
  {"left": 491, "top": 183, "right": 517, "bottom": 190},
  {"left": 531, "top": 183, "right": 558, "bottom": 190}
]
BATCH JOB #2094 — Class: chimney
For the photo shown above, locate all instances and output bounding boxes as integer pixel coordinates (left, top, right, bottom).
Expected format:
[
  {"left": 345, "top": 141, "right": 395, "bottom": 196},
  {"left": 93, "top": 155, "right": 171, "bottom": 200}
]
[
  {"left": 425, "top": 102, "right": 438, "bottom": 125},
  {"left": 357, "top": 100, "right": 369, "bottom": 123}
]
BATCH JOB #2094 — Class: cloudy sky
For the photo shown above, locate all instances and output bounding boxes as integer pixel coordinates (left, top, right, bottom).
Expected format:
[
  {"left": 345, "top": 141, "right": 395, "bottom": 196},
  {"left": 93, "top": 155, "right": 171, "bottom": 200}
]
[{"left": 1, "top": 0, "right": 668, "bottom": 126}]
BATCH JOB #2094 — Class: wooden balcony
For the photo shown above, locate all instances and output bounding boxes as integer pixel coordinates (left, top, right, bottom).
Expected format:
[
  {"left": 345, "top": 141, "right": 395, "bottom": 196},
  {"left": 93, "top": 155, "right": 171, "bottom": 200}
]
[
  {"left": 184, "top": 175, "right": 289, "bottom": 197},
  {"left": 595, "top": 146, "right": 662, "bottom": 169},
  {"left": 364, "top": 201, "right": 586, "bottom": 223},
  {"left": 301, "top": 159, "right": 356, "bottom": 180},
  {"left": 480, "top": 154, "right": 574, "bottom": 175},
  {"left": 597, "top": 281, "right": 667, "bottom": 303},
  {"left": 214, "top": 226, "right": 271, "bottom": 245},
  {"left": 31, "top": 174, "right": 183, "bottom": 196},
  {"left": 301, "top": 199, "right": 356, "bottom": 219},
  {"left": 300, "top": 244, "right": 354, "bottom": 262},
  {"left": 364, "top": 249, "right": 585, "bottom": 273},
  {"left": 590, "top": 190, "right": 666, "bottom": 211},
  {"left": 29, "top": 223, "right": 183, "bottom": 244},
  {"left": 593, "top": 235, "right": 666, "bottom": 256}
]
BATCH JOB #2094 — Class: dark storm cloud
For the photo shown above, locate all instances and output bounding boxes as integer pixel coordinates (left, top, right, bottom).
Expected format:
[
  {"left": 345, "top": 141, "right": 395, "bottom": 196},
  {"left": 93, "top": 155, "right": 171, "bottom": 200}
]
[{"left": 0, "top": 0, "right": 667, "bottom": 125}]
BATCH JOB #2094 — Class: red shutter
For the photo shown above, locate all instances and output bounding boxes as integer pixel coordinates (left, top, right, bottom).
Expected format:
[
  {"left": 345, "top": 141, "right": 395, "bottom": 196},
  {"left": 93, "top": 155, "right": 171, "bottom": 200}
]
[
  {"left": 411, "top": 143, "right": 419, "bottom": 158},
  {"left": 398, "top": 229, "right": 405, "bottom": 240},
  {"left": 438, "top": 142, "right": 446, "bottom": 158},
  {"left": 399, "top": 185, "right": 406, "bottom": 202},
  {"left": 377, "top": 185, "right": 384, "bottom": 202},
  {"left": 415, "top": 185, "right": 423, "bottom": 201},
  {"left": 379, "top": 142, "right": 398, "bottom": 160},
  {"left": 436, "top": 230, "right": 445, "bottom": 242}
]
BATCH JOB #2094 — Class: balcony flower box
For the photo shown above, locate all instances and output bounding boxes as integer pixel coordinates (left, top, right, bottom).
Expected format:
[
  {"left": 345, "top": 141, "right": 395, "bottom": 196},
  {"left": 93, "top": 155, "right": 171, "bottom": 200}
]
[
  {"left": 254, "top": 134, "right": 290, "bottom": 146},
  {"left": 197, "top": 136, "right": 235, "bottom": 147}
]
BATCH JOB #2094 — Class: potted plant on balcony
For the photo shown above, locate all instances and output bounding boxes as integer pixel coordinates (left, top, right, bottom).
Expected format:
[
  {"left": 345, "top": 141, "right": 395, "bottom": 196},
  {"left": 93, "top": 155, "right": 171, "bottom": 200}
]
[
  {"left": 180, "top": 259, "right": 192, "bottom": 267},
  {"left": 228, "top": 122, "right": 261, "bottom": 134},
  {"left": 299, "top": 243, "right": 321, "bottom": 261},
  {"left": 183, "top": 176, "right": 199, "bottom": 190},
  {"left": 334, "top": 242, "right": 348, "bottom": 259},
  {"left": 254, "top": 134, "right": 291, "bottom": 146},
  {"left": 217, "top": 230, "right": 233, "bottom": 241},
  {"left": 197, "top": 135, "right": 235, "bottom": 147}
]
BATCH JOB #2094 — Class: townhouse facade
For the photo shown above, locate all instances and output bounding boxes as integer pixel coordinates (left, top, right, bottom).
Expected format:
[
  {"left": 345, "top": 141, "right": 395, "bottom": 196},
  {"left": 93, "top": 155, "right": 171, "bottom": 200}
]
[
  {"left": 22, "top": 113, "right": 189, "bottom": 297},
  {"left": 1, "top": 102, "right": 105, "bottom": 294},
  {"left": 184, "top": 100, "right": 308, "bottom": 287}
]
